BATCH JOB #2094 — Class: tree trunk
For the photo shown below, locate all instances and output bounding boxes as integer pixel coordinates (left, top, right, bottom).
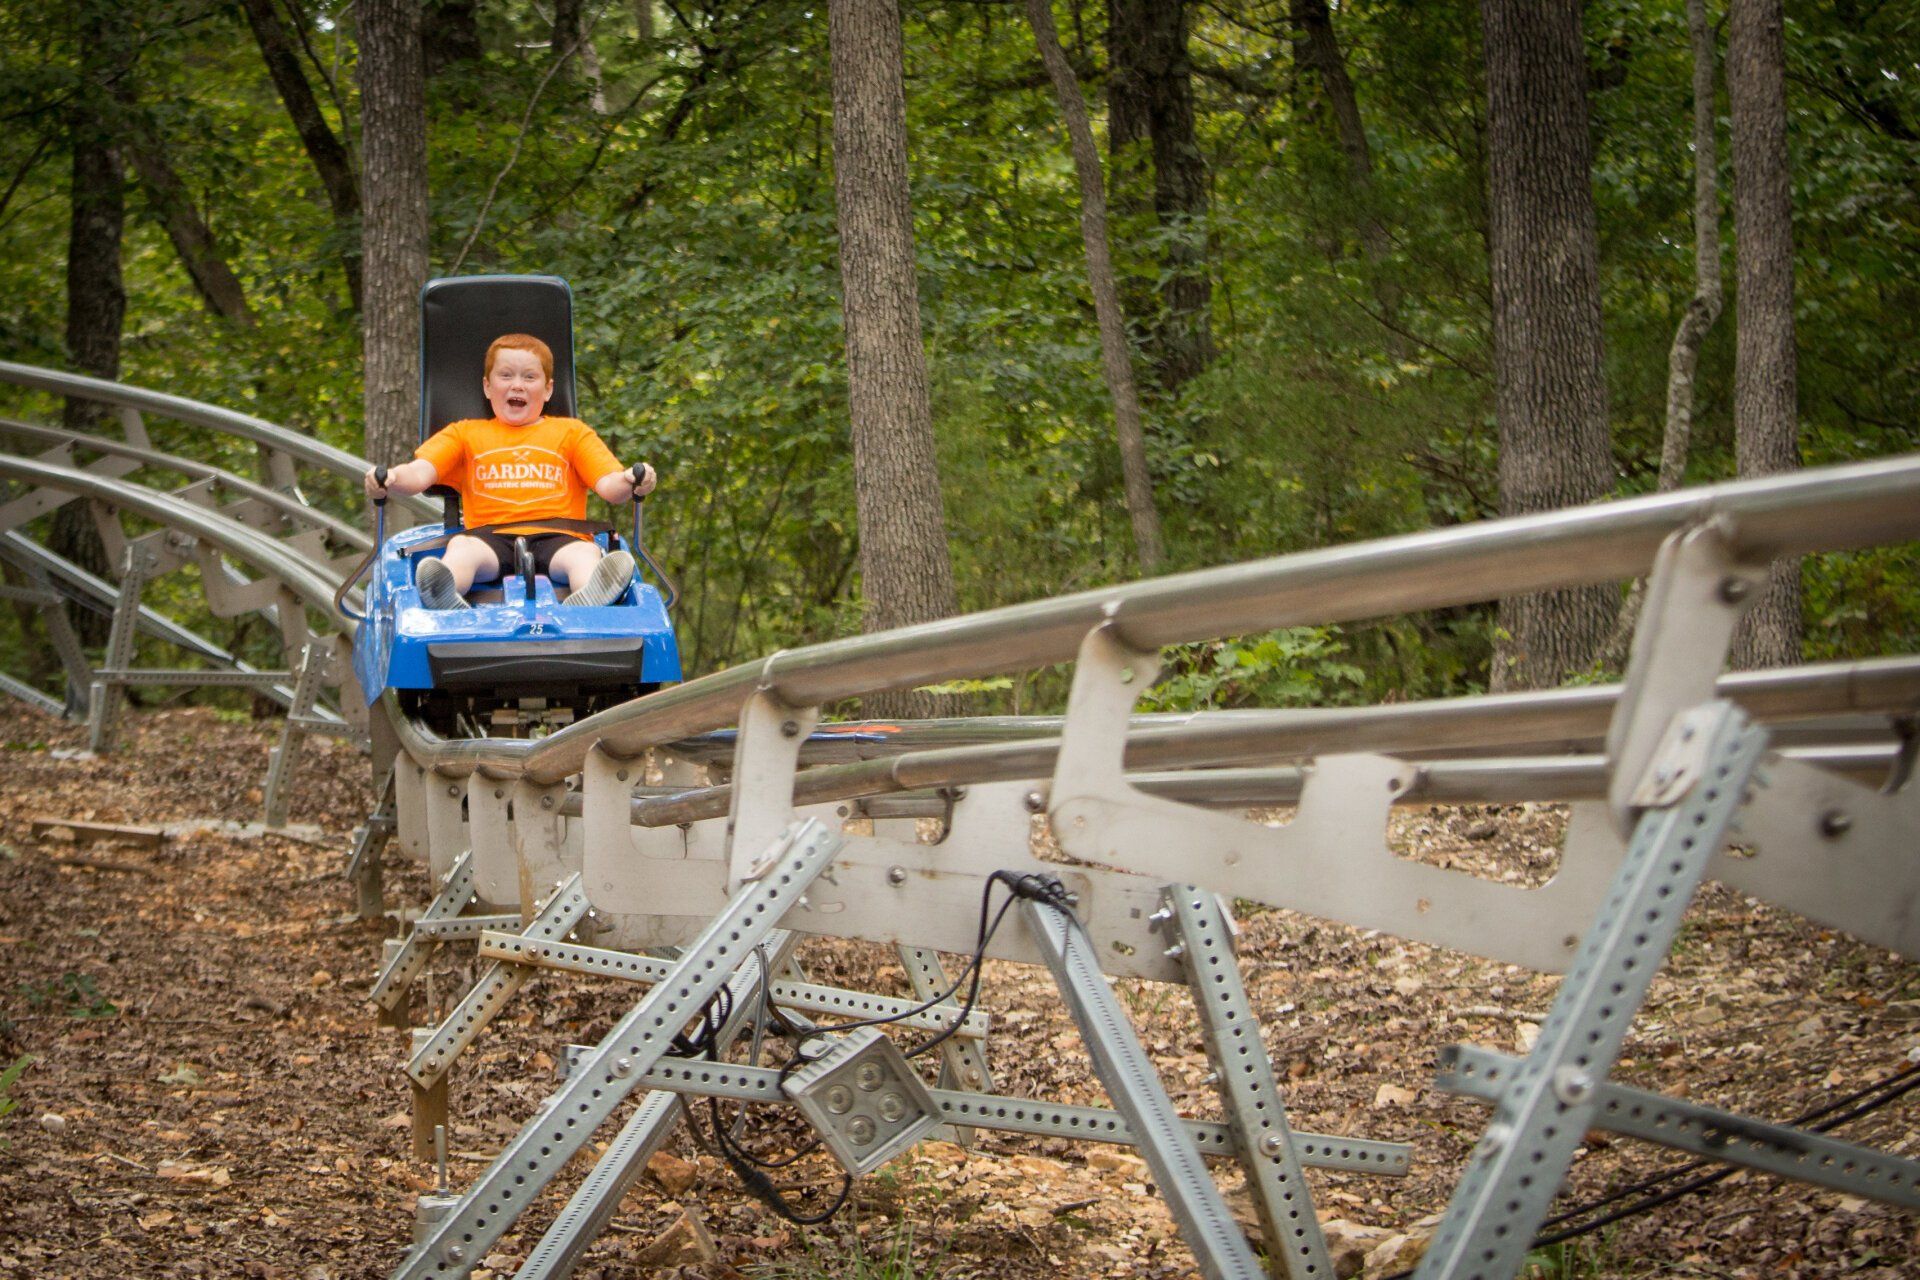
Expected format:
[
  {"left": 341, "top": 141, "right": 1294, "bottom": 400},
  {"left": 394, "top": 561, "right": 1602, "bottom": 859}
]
[
  {"left": 237, "top": 0, "right": 362, "bottom": 308},
  {"left": 1029, "top": 0, "right": 1164, "bottom": 573},
  {"left": 552, "top": 0, "right": 609, "bottom": 113},
  {"left": 357, "top": 0, "right": 431, "bottom": 467},
  {"left": 1289, "top": 0, "right": 1402, "bottom": 348},
  {"left": 59, "top": 0, "right": 130, "bottom": 644},
  {"left": 1480, "top": 0, "right": 1616, "bottom": 690},
  {"left": 1105, "top": 0, "right": 1212, "bottom": 392},
  {"left": 124, "top": 113, "right": 255, "bottom": 325},
  {"left": 423, "top": 0, "right": 483, "bottom": 77},
  {"left": 1603, "top": 0, "right": 1723, "bottom": 665},
  {"left": 1728, "top": 0, "right": 1802, "bottom": 668},
  {"left": 827, "top": 0, "right": 960, "bottom": 720}
]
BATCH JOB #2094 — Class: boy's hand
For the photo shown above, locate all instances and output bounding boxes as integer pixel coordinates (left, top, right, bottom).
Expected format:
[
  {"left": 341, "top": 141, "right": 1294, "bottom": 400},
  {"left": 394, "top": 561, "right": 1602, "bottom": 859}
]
[
  {"left": 364, "top": 466, "right": 388, "bottom": 499},
  {"left": 630, "top": 463, "right": 657, "bottom": 499}
]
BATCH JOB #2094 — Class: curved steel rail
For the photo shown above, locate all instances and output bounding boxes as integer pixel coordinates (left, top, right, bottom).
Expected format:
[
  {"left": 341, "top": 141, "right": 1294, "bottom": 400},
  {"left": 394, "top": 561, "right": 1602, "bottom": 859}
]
[
  {"left": 386, "top": 451, "right": 1920, "bottom": 784},
  {"left": 0, "top": 418, "right": 371, "bottom": 552},
  {"left": 0, "top": 360, "right": 432, "bottom": 518},
  {"left": 0, "top": 455, "right": 351, "bottom": 629}
]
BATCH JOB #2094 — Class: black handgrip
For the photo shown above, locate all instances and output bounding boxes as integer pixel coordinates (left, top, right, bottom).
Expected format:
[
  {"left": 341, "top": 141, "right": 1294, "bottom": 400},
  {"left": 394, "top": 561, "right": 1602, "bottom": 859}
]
[
  {"left": 373, "top": 465, "right": 389, "bottom": 507},
  {"left": 515, "top": 536, "right": 536, "bottom": 602},
  {"left": 629, "top": 463, "right": 650, "bottom": 499}
]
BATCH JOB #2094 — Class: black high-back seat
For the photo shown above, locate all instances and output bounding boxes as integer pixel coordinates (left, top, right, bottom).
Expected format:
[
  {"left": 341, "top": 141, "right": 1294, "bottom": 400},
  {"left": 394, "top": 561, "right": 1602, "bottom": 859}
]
[{"left": 418, "top": 275, "right": 578, "bottom": 530}]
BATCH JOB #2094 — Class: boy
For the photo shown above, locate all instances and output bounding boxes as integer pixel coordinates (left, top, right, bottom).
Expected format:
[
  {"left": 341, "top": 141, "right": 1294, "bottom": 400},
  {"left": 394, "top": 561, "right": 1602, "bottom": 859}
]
[{"left": 364, "top": 333, "right": 657, "bottom": 609}]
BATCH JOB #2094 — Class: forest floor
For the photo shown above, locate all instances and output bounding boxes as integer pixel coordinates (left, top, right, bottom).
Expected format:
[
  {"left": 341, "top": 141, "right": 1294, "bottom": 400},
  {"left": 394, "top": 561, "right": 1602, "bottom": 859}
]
[{"left": 1, "top": 704, "right": 1917, "bottom": 1280}]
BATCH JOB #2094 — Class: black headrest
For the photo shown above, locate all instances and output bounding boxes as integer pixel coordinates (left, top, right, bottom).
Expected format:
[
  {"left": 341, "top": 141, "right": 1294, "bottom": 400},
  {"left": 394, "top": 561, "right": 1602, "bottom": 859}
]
[{"left": 419, "top": 275, "right": 577, "bottom": 441}]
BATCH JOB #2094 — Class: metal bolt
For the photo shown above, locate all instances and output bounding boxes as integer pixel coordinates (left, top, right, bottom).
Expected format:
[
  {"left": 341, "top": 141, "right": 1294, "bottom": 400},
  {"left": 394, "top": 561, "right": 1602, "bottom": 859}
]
[
  {"left": 616, "top": 769, "right": 628, "bottom": 782},
  {"left": 611, "top": 1057, "right": 634, "bottom": 1079},
  {"left": 1024, "top": 790, "right": 1046, "bottom": 814},
  {"left": 1552, "top": 1066, "right": 1595, "bottom": 1105},
  {"left": 444, "top": 1245, "right": 466, "bottom": 1264},
  {"left": 964, "top": 1066, "right": 985, "bottom": 1087},
  {"left": 1163, "top": 943, "right": 1187, "bottom": 960},
  {"left": 1718, "top": 576, "right": 1752, "bottom": 604},
  {"left": 887, "top": 866, "right": 907, "bottom": 886},
  {"left": 780, "top": 720, "right": 800, "bottom": 738},
  {"left": 1201, "top": 1071, "right": 1219, "bottom": 1086},
  {"left": 1148, "top": 906, "right": 1174, "bottom": 925},
  {"left": 446, "top": 784, "right": 460, "bottom": 797},
  {"left": 1119, "top": 667, "right": 1135, "bottom": 685},
  {"left": 1819, "top": 809, "right": 1853, "bottom": 839},
  {"left": 1479, "top": 1122, "right": 1513, "bottom": 1157},
  {"left": 493, "top": 789, "right": 504, "bottom": 800},
  {"left": 541, "top": 795, "right": 555, "bottom": 810},
  {"left": 797, "top": 895, "right": 811, "bottom": 910},
  {"left": 1258, "top": 1132, "right": 1286, "bottom": 1158}
]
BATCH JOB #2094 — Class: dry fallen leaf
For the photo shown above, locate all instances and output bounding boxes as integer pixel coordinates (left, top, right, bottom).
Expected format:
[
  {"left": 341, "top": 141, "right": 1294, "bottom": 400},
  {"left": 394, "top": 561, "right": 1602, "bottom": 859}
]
[{"left": 156, "top": 1160, "right": 233, "bottom": 1188}]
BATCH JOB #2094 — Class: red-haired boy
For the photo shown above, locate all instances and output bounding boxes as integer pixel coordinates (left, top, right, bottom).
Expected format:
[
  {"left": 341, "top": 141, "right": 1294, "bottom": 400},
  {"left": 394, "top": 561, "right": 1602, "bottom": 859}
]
[{"left": 364, "top": 334, "right": 656, "bottom": 609}]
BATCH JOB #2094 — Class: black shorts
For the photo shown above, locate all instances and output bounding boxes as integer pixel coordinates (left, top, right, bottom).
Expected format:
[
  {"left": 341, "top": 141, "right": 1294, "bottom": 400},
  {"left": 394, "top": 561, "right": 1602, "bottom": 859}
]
[{"left": 462, "top": 530, "right": 589, "bottom": 581}]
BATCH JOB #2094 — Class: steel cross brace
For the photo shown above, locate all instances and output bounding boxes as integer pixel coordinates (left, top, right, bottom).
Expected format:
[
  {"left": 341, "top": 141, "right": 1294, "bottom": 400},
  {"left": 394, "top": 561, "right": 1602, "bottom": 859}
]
[
  {"left": 264, "top": 641, "right": 326, "bottom": 827},
  {"left": 1167, "top": 886, "right": 1335, "bottom": 1280},
  {"left": 900, "top": 945, "right": 994, "bottom": 1144},
  {"left": 407, "top": 876, "right": 595, "bottom": 1088},
  {"left": 21, "top": 563, "right": 91, "bottom": 715},
  {"left": 411, "top": 915, "right": 524, "bottom": 942},
  {"left": 633, "top": 1058, "right": 1412, "bottom": 1176},
  {"left": 474, "top": 930, "right": 991, "bottom": 1040},
  {"left": 371, "top": 854, "right": 478, "bottom": 1014},
  {"left": 390, "top": 818, "right": 843, "bottom": 1280},
  {"left": 87, "top": 547, "right": 151, "bottom": 752},
  {"left": 1437, "top": 1044, "right": 1920, "bottom": 1209},
  {"left": 511, "top": 930, "right": 804, "bottom": 1280},
  {"left": 1022, "top": 894, "right": 1268, "bottom": 1280},
  {"left": 1413, "top": 700, "right": 1769, "bottom": 1280},
  {"left": 346, "top": 766, "right": 398, "bottom": 921}
]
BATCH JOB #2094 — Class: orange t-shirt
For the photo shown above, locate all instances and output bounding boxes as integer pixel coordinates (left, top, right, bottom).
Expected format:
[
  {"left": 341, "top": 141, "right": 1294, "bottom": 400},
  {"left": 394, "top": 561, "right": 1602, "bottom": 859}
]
[{"left": 414, "top": 416, "right": 623, "bottom": 531}]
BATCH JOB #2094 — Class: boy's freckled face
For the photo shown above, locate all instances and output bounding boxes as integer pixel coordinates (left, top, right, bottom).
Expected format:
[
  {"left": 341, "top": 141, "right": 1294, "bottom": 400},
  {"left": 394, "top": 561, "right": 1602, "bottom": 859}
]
[{"left": 484, "top": 348, "right": 554, "bottom": 426}]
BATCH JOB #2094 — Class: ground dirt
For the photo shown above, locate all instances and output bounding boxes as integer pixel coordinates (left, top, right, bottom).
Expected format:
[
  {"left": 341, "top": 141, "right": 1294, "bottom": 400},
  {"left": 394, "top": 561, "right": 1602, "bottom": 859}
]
[{"left": 1, "top": 705, "right": 1917, "bottom": 1279}]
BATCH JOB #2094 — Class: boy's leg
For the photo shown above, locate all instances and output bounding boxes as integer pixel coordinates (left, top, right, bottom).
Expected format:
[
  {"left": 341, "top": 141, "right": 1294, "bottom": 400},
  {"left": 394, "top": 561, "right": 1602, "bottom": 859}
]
[
  {"left": 546, "top": 538, "right": 603, "bottom": 589},
  {"left": 441, "top": 536, "right": 501, "bottom": 592},
  {"left": 551, "top": 539, "right": 635, "bottom": 608},
  {"left": 416, "top": 535, "right": 501, "bottom": 610}
]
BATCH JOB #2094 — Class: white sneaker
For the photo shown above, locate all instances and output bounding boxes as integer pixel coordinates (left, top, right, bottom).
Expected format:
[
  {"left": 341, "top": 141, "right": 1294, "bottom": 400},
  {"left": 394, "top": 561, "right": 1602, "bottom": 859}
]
[
  {"left": 415, "top": 557, "right": 470, "bottom": 610},
  {"left": 563, "top": 550, "right": 635, "bottom": 608}
]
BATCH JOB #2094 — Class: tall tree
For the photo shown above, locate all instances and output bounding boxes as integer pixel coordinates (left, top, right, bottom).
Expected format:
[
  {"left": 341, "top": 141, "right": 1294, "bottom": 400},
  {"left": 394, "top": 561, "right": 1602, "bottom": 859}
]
[
  {"left": 827, "top": 0, "right": 960, "bottom": 718},
  {"left": 238, "top": 0, "right": 363, "bottom": 308},
  {"left": 1728, "top": 0, "right": 1801, "bottom": 667},
  {"left": 124, "top": 109, "right": 255, "bottom": 325},
  {"left": 1289, "top": 0, "right": 1402, "bottom": 347},
  {"left": 357, "top": 0, "right": 431, "bottom": 468},
  {"left": 1029, "top": 0, "right": 1163, "bottom": 572},
  {"left": 423, "top": 0, "right": 483, "bottom": 77},
  {"left": 55, "top": 0, "right": 131, "bottom": 643},
  {"left": 1480, "top": 0, "right": 1616, "bottom": 690},
  {"left": 1106, "top": 0, "right": 1212, "bottom": 392},
  {"left": 1604, "top": 0, "right": 1723, "bottom": 664}
]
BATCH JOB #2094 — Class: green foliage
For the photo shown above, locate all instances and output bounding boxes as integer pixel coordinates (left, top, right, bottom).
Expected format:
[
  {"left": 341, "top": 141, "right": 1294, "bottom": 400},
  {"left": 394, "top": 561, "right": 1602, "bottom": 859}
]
[
  {"left": 1522, "top": 1231, "right": 1622, "bottom": 1280},
  {"left": 0, "top": 0, "right": 1915, "bottom": 697},
  {"left": 755, "top": 1217, "right": 949, "bottom": 1280},
  {"left": 0, "top": 1053, "right": 34, "bottom": 1122},
  {"left": 19, "top": 973, "right": 118, "bottom": 1020},
  {"left": 1140, "top": 628, "right": 1366, "bottom": 712}
]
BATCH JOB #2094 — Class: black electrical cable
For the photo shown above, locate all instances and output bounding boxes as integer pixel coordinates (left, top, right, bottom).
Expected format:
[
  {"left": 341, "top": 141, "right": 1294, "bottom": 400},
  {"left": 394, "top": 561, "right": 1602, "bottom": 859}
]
[
  {"left": 763, "top": 869, "right": 1070, "bottom": 1061},
  {"left": 687, "top": 871, "right": 1081, "bottom": 1227},
  {"left": 1380, "top": 1058, "right": 1920, "bottom": 1280}
]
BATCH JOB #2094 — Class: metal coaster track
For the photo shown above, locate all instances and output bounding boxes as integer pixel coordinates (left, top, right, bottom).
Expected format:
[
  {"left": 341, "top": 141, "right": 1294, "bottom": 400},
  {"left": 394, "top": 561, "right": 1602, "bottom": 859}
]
[{"left": 5, "top": 359, "right": 1919, "bottom": 1280}]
